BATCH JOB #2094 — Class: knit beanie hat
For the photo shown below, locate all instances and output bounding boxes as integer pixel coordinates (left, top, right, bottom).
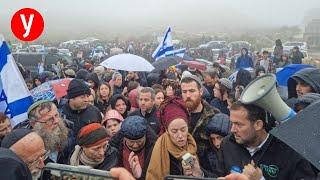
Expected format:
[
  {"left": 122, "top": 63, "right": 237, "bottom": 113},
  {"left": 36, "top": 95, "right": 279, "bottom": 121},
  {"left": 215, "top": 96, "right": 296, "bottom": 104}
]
[
  {"left": 120, "top": 116, "right": 147, "bottom": 140},
  {"left": 67, "top": 79, "right": 91, "bottom": 99},
  {"left": 77, "top": 123, "right": 109, "bottom": 147}
]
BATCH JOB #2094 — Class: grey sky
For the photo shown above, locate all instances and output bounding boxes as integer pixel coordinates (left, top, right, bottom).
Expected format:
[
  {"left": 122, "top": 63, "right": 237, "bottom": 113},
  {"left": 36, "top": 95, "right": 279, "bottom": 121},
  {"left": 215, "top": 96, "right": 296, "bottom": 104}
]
[{"left": 1, "top": 0, "right": 320, "bottom": 37}]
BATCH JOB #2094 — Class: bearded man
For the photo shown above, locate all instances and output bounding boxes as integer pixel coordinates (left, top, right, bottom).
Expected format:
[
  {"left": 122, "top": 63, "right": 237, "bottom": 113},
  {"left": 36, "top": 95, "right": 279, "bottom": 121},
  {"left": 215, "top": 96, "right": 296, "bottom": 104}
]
[
  {"left": 180, "top": 74, "right": 219, "bottom": 174},
  {"left": 24, "top": 100, "right": 77, "bottom": 180}
]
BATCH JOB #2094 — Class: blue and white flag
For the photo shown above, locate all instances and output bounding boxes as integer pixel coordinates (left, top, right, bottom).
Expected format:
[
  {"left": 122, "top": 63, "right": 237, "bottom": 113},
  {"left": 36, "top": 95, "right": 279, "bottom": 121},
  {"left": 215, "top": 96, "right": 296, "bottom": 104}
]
[
  {"left": 164, "top": 48, "right": 186, "bottom": 58},
  {"left": 0, "top": 35, "right": 33, "bottom": 127},
  {"left": 152, "top": 27, "right": 174, "bottom": 61}
]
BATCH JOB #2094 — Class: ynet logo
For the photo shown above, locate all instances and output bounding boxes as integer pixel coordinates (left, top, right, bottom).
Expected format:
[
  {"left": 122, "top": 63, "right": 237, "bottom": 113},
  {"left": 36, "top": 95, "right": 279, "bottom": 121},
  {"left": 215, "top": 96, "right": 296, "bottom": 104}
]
[{"left": 11, "top": 8, "right": 44, "bottom": 42}]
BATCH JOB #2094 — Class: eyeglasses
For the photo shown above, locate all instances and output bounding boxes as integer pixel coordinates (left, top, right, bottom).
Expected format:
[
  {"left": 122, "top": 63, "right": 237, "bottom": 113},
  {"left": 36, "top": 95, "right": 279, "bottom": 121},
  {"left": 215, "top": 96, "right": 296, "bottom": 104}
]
[
  {"left": 124, "top": 136, "right": 146, "bottom": 147},
  {"left": 36, "top": 113, "right": 60, "bottom": 126},
  {"left": 27, "top": 150, "right": 50, "bottom": 168}
]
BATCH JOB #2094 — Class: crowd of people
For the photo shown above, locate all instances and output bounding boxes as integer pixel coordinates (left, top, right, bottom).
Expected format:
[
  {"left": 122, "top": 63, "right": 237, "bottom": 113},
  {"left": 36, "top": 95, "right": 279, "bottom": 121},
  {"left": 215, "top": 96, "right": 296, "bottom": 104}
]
[{"left": 0, "top": 38, "right": 319, "bottom": 180}]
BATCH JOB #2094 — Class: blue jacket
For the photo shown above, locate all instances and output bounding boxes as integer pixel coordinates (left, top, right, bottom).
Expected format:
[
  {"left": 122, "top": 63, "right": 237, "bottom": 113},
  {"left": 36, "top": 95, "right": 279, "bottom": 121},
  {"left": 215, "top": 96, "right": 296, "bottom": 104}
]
[{"left": 236, "top": 55, "right": 253, "bottom": 70}]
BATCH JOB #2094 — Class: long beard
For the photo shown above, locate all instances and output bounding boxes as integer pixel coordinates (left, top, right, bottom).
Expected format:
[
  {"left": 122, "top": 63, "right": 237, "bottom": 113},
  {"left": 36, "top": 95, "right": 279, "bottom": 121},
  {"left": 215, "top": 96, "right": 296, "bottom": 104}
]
[
  {"left": 185, "top": 98, "right": 201, "bottom": 112},
  {"left": 34, "top": 121, "right": 69, "bottom": 152}
]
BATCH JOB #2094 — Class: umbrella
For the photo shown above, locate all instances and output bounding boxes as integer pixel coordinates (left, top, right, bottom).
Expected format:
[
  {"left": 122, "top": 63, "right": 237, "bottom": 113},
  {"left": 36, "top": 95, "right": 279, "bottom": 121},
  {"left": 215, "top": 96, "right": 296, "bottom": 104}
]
[
  {"left": 270, "top": 100, "right": 320, "bottom": 170},
  {"left": 181, "top": 60, "right": 206, "bottom": 71},
  {"left": 100, "top": 54, "right": 154, "bottom": 72},
  {"left": 31, "top": 78, "right": 72, "bottom": 101},
  {"left": 276, "top": 64, "right": 314, "bottom": 86},
  {"left": 152, "top": 56, "right": 182, "bottom": 71},
  {"left": 109, "top": 47, "right": 123, "bottom": 55}
]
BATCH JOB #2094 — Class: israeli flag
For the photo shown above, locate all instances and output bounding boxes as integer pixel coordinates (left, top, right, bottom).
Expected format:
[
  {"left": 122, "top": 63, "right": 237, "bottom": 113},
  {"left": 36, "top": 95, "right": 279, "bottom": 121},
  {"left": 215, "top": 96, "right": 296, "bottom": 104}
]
[
  {"left": 0, "top": 35, "right": 33, "bottom": 127},
  {"left": 165, "top": 48, "right": 186, "bottom": 58},
  {"left": 152, "top": 27, "right": 174, "bottom": 61}
]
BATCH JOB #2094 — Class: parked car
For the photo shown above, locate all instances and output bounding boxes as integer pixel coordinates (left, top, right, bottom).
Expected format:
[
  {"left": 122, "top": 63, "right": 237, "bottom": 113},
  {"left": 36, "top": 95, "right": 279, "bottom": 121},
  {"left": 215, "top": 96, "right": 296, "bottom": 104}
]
[
  {"left": 283, "top": 42, "right": 308, "bottom": 51},
  {"left": 12, "top": 52, "right": 73, "bottom": 78}
]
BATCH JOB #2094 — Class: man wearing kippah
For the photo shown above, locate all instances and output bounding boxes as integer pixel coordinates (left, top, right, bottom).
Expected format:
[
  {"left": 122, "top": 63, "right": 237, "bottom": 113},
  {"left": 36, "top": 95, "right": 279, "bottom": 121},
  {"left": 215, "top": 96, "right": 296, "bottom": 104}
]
[
  {"left": 69, "top": 123, "right": 118, "bottom": 170},
  {"left": 61, "top": 78, "right": 102, "bottom": 135}
]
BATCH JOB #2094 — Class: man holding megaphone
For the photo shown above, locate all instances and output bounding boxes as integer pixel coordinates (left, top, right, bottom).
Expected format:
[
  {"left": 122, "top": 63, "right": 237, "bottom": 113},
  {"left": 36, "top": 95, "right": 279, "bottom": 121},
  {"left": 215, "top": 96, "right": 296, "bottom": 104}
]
[
  {"left": 216, "top": 73, "right": 317, "bottom": 179},
  {"left": 216, "top": 101, "right": 316, "bottom": 179}
]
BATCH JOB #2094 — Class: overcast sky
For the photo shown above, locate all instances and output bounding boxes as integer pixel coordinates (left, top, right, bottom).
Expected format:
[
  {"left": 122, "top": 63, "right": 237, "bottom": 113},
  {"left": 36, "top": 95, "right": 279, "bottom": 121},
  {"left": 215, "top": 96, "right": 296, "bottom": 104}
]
[{"left": 1, "top": 0, "right": 320, "bottom": 38}]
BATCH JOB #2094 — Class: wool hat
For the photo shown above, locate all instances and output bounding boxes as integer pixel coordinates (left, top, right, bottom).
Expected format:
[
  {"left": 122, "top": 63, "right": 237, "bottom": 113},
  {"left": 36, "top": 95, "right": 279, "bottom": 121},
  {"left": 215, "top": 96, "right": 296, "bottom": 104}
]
[
  {"left": 205, "top": 113, "right": 231, "bottom": 137},
  {"left": 102, "top": 110, "right": 124, "bottom": 125},
  {"left": 1, "top": 129, "right": 33, "bottom": 148},
  {"left": 77, "top": 123, "right": 109, "bottom": 147},
  {"left": 158, "top": 96, "right": 189, "bottom": 131},
  {"left": 64, "top": 69, "right": 76, "bottom": 77},
  {"left": 219, "top": 78, "right": 233, "bottom": 91},
  {"left": 181, "top": 74, "right": 203, "bottom": 88},
  {"left": 67, "top": 79, "right": 91, "bottom": 99},
  {"left": 120, "top": 116, "right": 147, "bottom": 140}
]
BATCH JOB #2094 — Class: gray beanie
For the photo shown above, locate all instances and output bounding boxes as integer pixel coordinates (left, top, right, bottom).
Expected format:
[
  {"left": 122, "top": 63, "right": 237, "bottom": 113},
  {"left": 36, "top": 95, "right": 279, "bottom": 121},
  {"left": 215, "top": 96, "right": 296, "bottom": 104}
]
[{"left": 219, "top": 78, "right": 233, "bottom": 91}]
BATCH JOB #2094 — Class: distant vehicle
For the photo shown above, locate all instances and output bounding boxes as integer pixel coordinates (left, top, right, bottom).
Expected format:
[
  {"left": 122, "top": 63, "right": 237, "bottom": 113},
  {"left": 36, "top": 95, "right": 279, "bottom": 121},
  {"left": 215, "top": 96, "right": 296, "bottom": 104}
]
[
  {"left": 90, "top": 46, "right": 107, "bottom": 60},
  {"left": 29, "top": 45, "right": 45, "bottom": 52},
  {"left": 283, "top": 42, "right": 308, "bottom": 51},
  {"left": 12, "top": 52, "right": 73, "bottom": 77},
  {"left": 199, "top": 41, "right": 227, "bottom": 50},
  {"left": 58, "top": 49, "right": 72, "bottom": 57}
]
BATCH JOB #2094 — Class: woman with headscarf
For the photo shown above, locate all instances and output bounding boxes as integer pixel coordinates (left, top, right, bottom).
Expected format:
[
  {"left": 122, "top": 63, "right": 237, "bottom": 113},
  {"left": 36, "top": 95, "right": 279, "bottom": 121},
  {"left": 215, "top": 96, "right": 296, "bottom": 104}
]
[{"left": 146, "top": 96, "right": 204, "bottom": 179}]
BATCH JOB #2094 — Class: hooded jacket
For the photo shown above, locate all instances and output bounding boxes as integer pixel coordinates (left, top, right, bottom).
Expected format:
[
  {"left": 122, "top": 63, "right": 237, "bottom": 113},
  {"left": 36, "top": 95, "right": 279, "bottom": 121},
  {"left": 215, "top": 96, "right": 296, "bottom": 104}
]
[
  {"left": 287, "top": 68, "right": 320, "bottom": 99},
  {"left": 86, "top": 72, "right": 100, "bottom": 90},
  {"left": 190, "top": 100, "right": 219, "bottom": 173},
  {"left": 216, "top": 134, "right": 316, "bottom": 179},
  {"left": 236, "top": 48, "right": 254, "bottom": 70}
]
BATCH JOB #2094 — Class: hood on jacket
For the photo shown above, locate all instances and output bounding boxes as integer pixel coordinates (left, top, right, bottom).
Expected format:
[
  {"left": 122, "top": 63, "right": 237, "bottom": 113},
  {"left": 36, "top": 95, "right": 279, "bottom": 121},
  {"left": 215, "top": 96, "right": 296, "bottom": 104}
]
[
  {"left": 86, "top": 72, "right": 100, "bottom": 89},
  {"left": 287, "top": 68, "right": 320, "bottom": 98}
]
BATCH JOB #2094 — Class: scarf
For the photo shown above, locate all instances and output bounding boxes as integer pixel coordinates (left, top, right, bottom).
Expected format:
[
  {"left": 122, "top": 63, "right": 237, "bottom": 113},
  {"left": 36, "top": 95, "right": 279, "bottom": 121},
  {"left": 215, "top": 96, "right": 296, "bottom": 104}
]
[
  {"left": 69, "top": 145, "right": 104, "bottom": 168},
  {"left": 122, "top": 142, "right": 145, "bottom": 174},
  {"left": 146, "top": 132, "right": 197, "bottom": 180}
]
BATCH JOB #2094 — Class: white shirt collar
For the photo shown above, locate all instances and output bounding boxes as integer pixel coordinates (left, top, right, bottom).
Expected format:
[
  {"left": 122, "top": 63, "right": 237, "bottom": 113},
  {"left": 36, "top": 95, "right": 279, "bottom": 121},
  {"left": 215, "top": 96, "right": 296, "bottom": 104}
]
[{"left": 246, "top": 134, "right": 270, "bottom": 156}]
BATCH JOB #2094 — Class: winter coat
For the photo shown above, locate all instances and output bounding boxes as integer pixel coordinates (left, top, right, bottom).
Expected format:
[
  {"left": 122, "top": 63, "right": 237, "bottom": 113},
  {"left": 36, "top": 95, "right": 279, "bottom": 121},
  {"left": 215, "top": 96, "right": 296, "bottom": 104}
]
[
  {"left": 287, "top": 68, "right": 320, "bottom": 99},
  {"left": 290, "top": 51, "right": 304, "bottom": 64},
  {"left": 129, "top": 106, "right": 160, "bottom": 135},
  {"left": 0, "top": 148, "right": 32, "bottom": 180},
  {"left": 216, "top": 134, "right": 317, "bottom": 179},
  {"left": 236, "top": 49, "right": 254, "bottom": 70},
  {"left": 94, "top": 99, "right": 109, "bottom": 114},
  {"left": 61, "top": 103, "right": 102, "bottom": 135},
  {"left": 190, "top": 100, "right": 219, "bottom": 173},
  {"left": 109, "top": 127, "right": 157, "bottom": 180},
  {"left": 86, "top": 72, "right": 100, "bottom": 90},
  {"left": 210, "top": 98, "right": 230, "bottom": 115}
]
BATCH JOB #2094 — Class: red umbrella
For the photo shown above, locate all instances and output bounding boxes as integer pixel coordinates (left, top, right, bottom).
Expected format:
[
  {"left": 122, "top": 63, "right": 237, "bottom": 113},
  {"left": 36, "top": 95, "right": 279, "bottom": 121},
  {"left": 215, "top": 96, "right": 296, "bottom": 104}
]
[{"left": 181, "top": 60, "right": 206, "bottom": 71}]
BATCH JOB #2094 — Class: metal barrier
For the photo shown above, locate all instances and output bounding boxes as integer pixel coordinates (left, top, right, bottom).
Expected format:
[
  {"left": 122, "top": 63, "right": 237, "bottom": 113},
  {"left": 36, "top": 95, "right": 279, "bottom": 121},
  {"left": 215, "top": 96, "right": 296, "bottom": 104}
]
[{"left": 44, "top": 163, "right": 114, "bottom": 180}]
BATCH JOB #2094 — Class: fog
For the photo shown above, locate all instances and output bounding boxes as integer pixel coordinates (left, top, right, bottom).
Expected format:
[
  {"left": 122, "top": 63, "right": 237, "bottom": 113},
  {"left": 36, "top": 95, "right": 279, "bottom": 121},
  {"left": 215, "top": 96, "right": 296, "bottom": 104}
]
[{"left": 1, "top": 0, "right": 320, "bottom": 39}]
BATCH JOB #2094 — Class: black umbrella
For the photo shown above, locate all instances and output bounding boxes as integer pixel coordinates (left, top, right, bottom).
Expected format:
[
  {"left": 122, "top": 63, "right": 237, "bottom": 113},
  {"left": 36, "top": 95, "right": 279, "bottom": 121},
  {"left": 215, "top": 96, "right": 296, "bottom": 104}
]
[
  {"left": 152, "top": 56, "right": 182, "bottom": 71},
  {"left": 270, "top": 100, "right": 320, "bottom": 170}
]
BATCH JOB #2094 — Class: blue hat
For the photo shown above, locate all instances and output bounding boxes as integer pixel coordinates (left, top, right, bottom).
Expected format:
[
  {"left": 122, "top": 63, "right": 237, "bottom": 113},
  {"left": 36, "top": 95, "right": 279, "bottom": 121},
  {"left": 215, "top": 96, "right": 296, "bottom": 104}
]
[
  {"left": 121, "top": 116, "right": 147, "bottom": 140},
  {"left": 206, "top": 113, "right": 231, "bottom": 137}
]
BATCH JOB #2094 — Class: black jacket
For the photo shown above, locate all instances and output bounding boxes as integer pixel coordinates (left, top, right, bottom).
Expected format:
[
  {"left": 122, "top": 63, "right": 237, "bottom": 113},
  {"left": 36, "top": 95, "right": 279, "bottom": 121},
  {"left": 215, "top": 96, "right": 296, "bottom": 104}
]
[
  {"left": 216, "top": 134, "right": 317, "bottom": 179},
  {"left": 109, "top": 127, "right": 157, "bottom": 180},
  {"left": 128, "top": 106, "right": 160, "bottom": 135},
  {"left": 0, "top": 148, "right": 32, "bottom": 180},
  {"left": 94, "top": 99, "right": 109, "bottom": 114},
  {"left": 61, "top": 103, "right": 102, "bottom": 135}
]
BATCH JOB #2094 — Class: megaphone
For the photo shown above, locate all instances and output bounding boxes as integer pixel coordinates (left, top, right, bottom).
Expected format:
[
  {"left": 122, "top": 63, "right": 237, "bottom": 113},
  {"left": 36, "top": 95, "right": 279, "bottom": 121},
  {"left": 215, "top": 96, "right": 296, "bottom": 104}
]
[{"left": 240, "top": 74, "right": 296, "bottom": 122}]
